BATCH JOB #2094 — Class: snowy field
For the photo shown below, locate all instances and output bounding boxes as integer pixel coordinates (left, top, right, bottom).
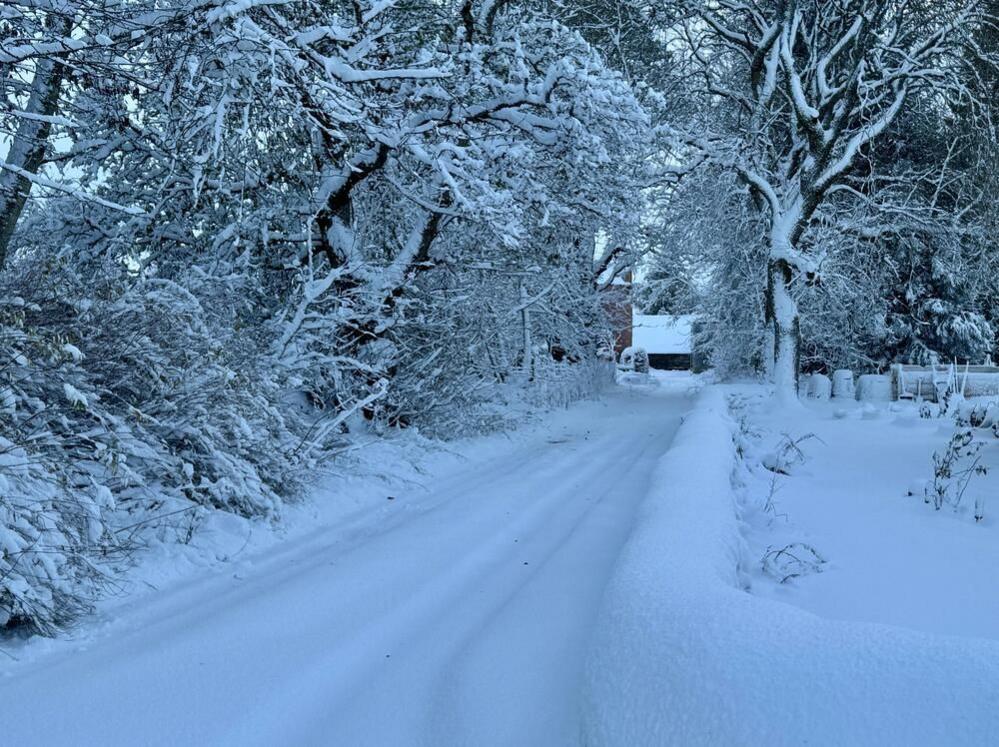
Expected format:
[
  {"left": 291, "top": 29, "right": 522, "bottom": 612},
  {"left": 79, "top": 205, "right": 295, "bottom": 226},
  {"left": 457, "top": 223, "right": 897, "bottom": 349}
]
[
  {"left": 0, "top": 376, "right": 693, "bottom": 746},
  {"left": 736, "top": 390, "right": 999, "bottom": 641},
  {"left": 586, "top": 385, "right": 999, "bottom": 746}
]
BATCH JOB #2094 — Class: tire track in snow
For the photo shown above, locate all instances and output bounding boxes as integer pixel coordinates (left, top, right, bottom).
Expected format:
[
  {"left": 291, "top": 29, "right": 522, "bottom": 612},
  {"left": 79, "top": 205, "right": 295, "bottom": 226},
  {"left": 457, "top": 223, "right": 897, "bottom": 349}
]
[{"left": 269, "top": 389, "right": 688, "bottom": 746}]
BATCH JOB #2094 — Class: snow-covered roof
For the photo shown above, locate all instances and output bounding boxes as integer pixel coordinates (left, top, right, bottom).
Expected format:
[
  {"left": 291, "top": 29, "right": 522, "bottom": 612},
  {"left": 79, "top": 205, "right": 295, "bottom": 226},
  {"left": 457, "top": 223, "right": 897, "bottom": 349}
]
[{"left": 632, "top": 314, "right": 694, "bottom": 354}]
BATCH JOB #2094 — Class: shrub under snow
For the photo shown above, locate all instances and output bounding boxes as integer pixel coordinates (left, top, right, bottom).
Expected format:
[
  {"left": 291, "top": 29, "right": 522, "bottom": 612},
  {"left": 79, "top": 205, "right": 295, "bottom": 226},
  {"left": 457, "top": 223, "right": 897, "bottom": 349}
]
[
  {"left": 0, "top": 256, "right": 617, "bottom": 635},
  {"left": 0, "top": 262, "right": 314, "bottom": 634}
]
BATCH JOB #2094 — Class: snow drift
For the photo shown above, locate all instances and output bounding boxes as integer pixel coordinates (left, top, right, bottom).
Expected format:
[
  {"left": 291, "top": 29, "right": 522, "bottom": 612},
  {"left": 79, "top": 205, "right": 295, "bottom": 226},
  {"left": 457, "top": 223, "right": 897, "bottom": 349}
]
[{"left": 584, "top": 387, "right": 999, "bottom": 745}]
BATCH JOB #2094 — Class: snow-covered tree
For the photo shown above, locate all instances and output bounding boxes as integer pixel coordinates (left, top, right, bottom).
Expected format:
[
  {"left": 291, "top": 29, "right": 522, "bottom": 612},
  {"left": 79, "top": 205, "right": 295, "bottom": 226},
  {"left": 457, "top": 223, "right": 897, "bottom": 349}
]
[
  {"left": 0, "top": 0, "right": 654, "bottom": 633},
  {"left": 669, "top": 0, "right": 999, "bottom": 398}
]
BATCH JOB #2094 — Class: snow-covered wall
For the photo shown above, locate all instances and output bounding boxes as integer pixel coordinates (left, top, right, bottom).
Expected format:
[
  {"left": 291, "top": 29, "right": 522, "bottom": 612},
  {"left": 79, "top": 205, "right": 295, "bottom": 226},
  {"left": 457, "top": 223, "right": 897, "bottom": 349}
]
[{"left": 583, "top": 387, "right": 999, "bottom": 745}]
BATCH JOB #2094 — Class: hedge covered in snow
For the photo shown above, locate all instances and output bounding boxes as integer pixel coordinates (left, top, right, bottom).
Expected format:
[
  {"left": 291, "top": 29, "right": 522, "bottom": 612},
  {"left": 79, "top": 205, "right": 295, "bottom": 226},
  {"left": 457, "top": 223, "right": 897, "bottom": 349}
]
[
  {"left": 0, "top": 264, "right": 313, "bottom": 635},
  {"left": 0, "top": 258, "right": 615, "bottom": 636}
]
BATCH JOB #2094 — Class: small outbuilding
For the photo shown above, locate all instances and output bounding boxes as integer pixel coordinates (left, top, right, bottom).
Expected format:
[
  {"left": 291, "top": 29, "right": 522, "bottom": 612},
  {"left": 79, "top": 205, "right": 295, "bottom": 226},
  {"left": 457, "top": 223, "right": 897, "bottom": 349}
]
[{"left": 631, "top": 314, "right": 694, "bottom": 370}]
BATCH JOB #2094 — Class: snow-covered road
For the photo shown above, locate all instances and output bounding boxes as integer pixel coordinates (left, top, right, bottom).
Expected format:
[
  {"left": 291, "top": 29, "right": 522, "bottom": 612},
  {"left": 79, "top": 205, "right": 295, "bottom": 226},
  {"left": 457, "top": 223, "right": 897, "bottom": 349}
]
[{"left": 0, "top": 382, "right": 689, "bottom": 746}]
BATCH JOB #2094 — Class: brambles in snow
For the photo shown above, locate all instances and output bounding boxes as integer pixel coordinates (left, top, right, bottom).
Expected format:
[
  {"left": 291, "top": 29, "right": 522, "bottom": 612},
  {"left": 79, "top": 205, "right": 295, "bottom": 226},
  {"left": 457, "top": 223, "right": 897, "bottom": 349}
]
[
  {"left": 761, "top": 433, "right": 819, "bottom": 477},
  {"left": 762, "top": 543, "right": 826, "bottom": 585},
  {"left": 915, "top": 394, "right": 998, "bottom": 523},
  {"left": 928, "top": 430, "right": 988, "bottom": 514},
  {"left": 728, "top": 396, "right": 818, "bottom": 524},
  {"left": 728, "top": 395, "right": 829, "bottom": 585},
  {"left": 952, "top": 400, "right": 999, "bottom": 432},
  {"left": 759, "top": 432, "right": 816, "bottom": 521}
]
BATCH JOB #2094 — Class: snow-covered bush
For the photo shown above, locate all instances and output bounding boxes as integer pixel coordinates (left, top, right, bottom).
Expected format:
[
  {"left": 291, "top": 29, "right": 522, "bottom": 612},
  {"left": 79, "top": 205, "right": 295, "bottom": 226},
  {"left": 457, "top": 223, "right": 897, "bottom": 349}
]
[
  {"left": 83, "top": 272, "right": 307, "bottom": 515},
  {"left": 620, "top": 347, "right": 650, "bottom": 374},
  {"left": 0, "top": 257, "right": 325, "bottom": 634},
  {"left": 0, "top": 288, "right": 122, "bottom": 634},
  {"left": 529, "top": 358, "right": 615, "bottom": 410}
]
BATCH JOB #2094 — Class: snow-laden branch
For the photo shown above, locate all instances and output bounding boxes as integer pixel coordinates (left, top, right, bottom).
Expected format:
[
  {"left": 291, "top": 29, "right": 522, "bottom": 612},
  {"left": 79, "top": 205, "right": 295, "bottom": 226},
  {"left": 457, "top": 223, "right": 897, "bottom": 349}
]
[
  {"left": 814, "top": 85, "right": 907, "bottom": 192},
  {"left": 0, "top": 161, "right": 145, "bottom": 216}
]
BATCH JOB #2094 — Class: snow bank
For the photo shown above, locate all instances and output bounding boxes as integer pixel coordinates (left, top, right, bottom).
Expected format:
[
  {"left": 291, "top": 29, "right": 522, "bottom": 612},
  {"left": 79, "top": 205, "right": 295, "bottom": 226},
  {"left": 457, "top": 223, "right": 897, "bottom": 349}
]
[{"left": 584, "top": 387, "right": 999, "bottom": 746}]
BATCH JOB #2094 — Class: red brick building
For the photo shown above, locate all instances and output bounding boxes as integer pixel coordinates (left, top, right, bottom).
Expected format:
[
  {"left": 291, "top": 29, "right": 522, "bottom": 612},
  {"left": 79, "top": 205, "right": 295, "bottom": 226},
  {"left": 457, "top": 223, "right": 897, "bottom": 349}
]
[{"left": 601, "top": 274, "right": 633, "bottom": 357}]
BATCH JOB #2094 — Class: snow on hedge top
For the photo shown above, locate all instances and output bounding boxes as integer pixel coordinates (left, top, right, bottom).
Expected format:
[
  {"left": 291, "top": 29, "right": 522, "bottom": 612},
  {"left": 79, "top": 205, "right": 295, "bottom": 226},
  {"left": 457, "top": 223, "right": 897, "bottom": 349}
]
[{"left": 631, "top": 314, "right": 693, "bottom": 354}]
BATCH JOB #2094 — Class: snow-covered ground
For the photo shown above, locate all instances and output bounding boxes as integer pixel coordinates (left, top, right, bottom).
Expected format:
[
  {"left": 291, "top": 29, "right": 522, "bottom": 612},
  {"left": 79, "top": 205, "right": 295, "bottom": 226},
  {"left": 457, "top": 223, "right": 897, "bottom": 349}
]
[
  {"left": 585, "top": 385, "right": 999, "bottom": 746},
  {"left": 11, "top": 375, "right": 999, "bottom": 746},
  {"left": 0, "top": 375, "right": 693, "bottom": 746},
  {"left": 737, "top": 389, "right": 999, "bottom": 641}
]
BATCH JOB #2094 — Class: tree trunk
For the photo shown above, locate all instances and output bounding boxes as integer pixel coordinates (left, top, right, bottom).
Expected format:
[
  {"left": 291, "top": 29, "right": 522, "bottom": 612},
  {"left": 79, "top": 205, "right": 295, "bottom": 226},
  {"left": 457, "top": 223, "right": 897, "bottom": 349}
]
[
  {"left": 763, "top": 262, "right": 776, "bottom": 379},
  {"left": 769, "top": 258, "right": 800, "bottom": 400},
  {"left": 520, "top": 281, "right": 533, "bottom": 379},
  {"left": 0, "top": 21, "right": 69, "bottom": 270}
]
